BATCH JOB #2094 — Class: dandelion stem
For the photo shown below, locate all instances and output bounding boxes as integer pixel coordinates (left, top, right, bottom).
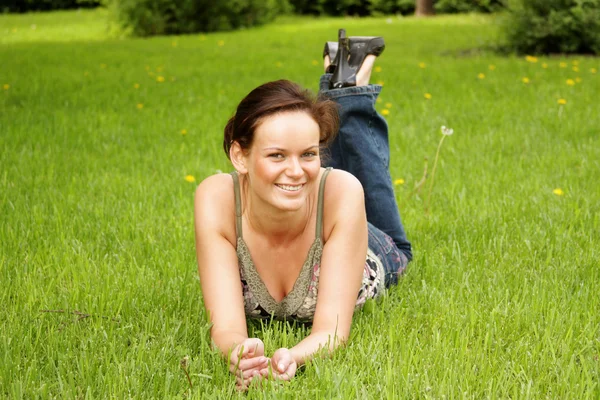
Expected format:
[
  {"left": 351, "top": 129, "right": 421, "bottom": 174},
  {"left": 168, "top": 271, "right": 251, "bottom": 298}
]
[
  {"left": 403, "top": 157, "right": 428, "bottom": 207},
  {"left": 425, "top": 135, "right": 446, "bottom": 215},
  {"left": 180, "top": 357, "right": 193, "bottom": 390}
]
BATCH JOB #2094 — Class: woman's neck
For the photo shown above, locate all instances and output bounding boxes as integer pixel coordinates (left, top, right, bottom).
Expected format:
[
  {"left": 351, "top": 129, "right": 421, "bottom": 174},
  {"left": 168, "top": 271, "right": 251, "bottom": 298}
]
[{"left": 244, "top": 189, "right": 313, "bottom": 246}]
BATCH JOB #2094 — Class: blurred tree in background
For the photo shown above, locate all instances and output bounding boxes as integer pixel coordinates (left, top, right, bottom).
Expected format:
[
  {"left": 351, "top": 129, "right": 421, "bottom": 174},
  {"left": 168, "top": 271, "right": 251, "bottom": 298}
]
[{"left": 415, "top": 0, "right": 434, "bottom": 15}]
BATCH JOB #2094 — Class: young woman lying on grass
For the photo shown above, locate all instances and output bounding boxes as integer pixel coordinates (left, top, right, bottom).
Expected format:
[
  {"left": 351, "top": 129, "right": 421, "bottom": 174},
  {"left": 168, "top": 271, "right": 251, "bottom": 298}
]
[{"left": 194, "top": 29, "right": 412, "bottom": 389}]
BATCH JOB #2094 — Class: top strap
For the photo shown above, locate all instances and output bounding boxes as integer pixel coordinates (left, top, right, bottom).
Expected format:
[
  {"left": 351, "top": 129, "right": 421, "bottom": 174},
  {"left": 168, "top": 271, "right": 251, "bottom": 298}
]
[
  {"left": 231, "top": 171, "right": 243, "bottom": 239},
  {"left": 315, "top": 167, "right": 332, "bottom": 240}
]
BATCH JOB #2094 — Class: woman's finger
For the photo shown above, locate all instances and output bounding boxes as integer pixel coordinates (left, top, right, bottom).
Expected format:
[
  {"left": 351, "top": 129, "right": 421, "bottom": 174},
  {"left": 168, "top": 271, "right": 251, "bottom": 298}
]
[
  {"left": 267, "top": 362, "right": 296, "bottom": 382},
  {"left": 239, "top": 363, "right": 268, "bottom": 379},
  {"left": 246, "top": 339, "right": 264, "bottom": 355},
  {"left": 237, "top": 356, "right": 268, "bottom": 372},
  {"left": 230, "top": 356, "right": 269, "bottom": 377}
]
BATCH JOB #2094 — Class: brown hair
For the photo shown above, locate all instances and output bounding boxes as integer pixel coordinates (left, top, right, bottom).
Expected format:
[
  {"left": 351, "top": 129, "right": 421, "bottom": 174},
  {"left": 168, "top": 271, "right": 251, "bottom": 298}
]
[{"left": 223, "top": 80, "right": 339, "bottom": 159}]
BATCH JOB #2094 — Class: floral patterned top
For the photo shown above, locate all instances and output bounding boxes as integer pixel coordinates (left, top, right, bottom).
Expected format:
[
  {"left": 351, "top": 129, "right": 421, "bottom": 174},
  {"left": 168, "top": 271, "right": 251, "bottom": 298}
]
[{"left": 232, "top": 168, "right": 385, "bottom": 322}]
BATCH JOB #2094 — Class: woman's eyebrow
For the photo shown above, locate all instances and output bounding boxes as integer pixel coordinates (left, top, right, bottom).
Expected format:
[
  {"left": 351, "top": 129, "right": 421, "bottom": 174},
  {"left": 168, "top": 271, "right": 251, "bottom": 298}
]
[{"left": 263, "top": 145, "right": 319, "bottom": 152}]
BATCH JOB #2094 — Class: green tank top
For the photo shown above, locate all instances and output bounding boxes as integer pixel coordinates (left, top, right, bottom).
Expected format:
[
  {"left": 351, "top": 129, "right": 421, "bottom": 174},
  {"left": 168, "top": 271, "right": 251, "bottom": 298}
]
[{"left": 231, "top": 167, "right": 385, "bottom": 321}]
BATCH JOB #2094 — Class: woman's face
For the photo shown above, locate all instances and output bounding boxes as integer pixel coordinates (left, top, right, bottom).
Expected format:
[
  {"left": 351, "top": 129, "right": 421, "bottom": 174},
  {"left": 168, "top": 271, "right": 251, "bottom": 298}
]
[{"left": 243, "top": 111, "right": 321, "bottom": 213}]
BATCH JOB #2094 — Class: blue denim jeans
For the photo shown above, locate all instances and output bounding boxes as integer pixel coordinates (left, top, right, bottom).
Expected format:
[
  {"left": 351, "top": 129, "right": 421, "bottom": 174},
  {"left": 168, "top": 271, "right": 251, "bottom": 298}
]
[{"left": 319, "top": 74, "right": 412, "bottom": 287}]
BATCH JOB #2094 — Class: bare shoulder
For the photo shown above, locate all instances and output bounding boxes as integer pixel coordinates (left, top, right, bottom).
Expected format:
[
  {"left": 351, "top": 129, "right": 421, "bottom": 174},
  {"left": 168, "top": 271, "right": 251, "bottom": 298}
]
[
  {"left": 321, "top": 169, "right": 366, "bottom": 239},
  {"left": 322, "top": 168, "right": 364, "bottom": 203},
  {"left": 195, "top": 173, "right": 234, "bottom": 201},
  {"left": 194, "top": 173, "right": 236, "bottom": 243}
]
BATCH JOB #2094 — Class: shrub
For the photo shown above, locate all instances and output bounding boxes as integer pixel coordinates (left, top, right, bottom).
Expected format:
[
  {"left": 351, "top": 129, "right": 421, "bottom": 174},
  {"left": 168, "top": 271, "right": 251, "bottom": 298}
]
[
  {"left": 106, "top": 0, "right": 290, "bottom": 36},
  {"left": 503, "top": 0, "right": 600, "bottom": 54},
  {"left": 1, "top": 0, "right": 99, "bottom": 13},
  {"left": 368, "top": 0, "right": 417, "bottom": 15},
  {"left": 434, "top": 0, "right": 504, "bottom": 14},
  {"left": 288, "top": 0, "right": 503, "bottom": 15}
]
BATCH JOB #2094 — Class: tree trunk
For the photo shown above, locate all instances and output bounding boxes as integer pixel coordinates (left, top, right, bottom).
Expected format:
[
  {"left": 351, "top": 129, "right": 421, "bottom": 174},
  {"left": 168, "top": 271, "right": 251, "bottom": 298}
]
[{"left": 415, "top": 0, "right": 435, "bottom": 16}]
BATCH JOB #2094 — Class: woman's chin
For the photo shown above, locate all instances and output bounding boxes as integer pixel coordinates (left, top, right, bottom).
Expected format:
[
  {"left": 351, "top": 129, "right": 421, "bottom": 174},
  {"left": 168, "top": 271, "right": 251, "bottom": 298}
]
[{"left": 272, "top": 191, "right": 307, "bottom": 211}]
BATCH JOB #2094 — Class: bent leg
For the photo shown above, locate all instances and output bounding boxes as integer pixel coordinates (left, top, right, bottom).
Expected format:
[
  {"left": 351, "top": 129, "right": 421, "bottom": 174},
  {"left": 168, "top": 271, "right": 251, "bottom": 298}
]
[
  {"left": 319, "top": 74, "right": 412, "bottom": 261},
  {"left": 368, "top": 223, "right": 409, "bottom": 287}
]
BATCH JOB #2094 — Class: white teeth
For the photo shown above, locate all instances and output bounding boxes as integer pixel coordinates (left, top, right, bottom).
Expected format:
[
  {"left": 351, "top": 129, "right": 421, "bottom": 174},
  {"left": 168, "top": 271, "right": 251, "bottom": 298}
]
[{"left": 277, "top": 184, "right": 303, "bottom": 191}]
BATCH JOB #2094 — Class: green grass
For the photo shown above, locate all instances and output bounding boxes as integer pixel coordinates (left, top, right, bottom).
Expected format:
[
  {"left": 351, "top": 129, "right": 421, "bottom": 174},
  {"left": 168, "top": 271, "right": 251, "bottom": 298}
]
[{"left": 1, "top": 8, "right": 599, "bottom": 399}]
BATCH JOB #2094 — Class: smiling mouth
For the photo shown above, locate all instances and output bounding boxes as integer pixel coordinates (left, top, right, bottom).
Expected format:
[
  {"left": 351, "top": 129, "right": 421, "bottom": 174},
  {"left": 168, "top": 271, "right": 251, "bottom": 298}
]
[{"left": 275, "top": 184, "right": 304, "bottom": 192}]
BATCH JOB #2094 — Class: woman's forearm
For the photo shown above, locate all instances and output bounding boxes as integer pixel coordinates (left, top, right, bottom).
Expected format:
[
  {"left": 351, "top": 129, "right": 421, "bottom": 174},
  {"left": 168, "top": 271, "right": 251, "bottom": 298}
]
[
  {"left": 211, "top": 329, "right": 248, "bottom": 356},
  {"left": 289, "top": 330, "right": 345, "bottom": 366}
]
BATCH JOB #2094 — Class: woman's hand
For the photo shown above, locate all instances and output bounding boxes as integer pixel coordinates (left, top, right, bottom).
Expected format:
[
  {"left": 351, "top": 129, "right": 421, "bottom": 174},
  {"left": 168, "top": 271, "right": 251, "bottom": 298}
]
[
  {"left": 266, "top": 348, "right": 297, "bottom": 381},
  {"left": 229, "top": 338, "right": 269, "bottom": 390}
]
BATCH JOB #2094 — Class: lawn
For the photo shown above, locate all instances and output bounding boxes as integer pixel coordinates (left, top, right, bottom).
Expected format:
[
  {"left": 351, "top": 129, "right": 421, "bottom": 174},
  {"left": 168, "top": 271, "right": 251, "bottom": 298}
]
[{"left": 1, "top": 8, "right": 599, "bottom": 399}]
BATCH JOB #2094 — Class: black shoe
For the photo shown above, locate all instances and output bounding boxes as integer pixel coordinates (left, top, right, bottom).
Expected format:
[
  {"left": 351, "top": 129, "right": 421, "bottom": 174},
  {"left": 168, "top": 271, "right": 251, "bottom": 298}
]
[
  {"left": 329, "top": 29, "right": 354, "bottom": 89},
  {"left": 323, "top": 41, "right": 338, "bottom": 73},
  {"left": 324, "top": 33, "right": 386, "bottom": 86}
]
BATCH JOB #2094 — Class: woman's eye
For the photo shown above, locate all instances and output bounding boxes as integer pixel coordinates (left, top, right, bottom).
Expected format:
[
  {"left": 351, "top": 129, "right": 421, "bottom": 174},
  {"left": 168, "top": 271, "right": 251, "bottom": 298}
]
[
  {"left": 303, "top": 152, "right": 317, "bottom": 158},
  {"left": 269, "top": 153, "right": 284, "bottom": 159}
]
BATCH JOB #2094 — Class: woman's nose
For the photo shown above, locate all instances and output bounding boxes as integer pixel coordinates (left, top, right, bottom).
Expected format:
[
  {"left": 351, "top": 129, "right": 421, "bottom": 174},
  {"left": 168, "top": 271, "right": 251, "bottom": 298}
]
[{"left": 286, "top": 157, "right": 303, "bottom": 177}]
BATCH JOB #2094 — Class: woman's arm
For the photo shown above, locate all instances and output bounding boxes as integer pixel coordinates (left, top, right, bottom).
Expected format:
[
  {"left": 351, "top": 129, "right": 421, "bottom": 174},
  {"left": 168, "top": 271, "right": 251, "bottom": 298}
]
[
  {"left": 194, "top": 175, "right": 269, "bottom": 387},
  {"left": 195, "top": 174, "right": 248, "bottom": 352},
  {"left": 268, "top": 170, "right": 368, "bottom": 378}
]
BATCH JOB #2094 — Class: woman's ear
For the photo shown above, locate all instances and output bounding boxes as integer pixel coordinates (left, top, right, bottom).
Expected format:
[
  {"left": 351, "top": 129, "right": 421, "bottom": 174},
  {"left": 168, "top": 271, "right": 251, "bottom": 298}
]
[{"left": 230, "top": 141, "right": 248, "bottom": 174}]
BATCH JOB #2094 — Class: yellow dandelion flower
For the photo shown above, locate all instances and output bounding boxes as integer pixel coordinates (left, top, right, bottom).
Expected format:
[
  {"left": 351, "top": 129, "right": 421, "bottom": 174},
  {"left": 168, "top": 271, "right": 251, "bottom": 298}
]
[
  {"left": 377, "top": 80, "right": 384, "bottom": 86},
  {"left": 2, "top": 84, "right": 9, "bottom": 90},
  {"left": 312, "top": 60, "right": 318, "bottom": 66},
  {"left": 572, "top": 66, "right": 579, "bottom": 72},
  {"left": 275, "top": 62, "right": 283, "bottom": 68},
  {"left": 381, "top": 109, "right": 390, "bottom": 116},
  {"left": 11, "top": 28, "right": 17, "bottom": 33},
  {"left": 217, "top": 40, "right": 225, "bottom": 46},
  {"left": 575, "top": 77, "right": 582, "bottom": 83},
  {"left": 488, "top": 65, "right": 496, "bottom": 71},
  {"left": 376, "top": 98, "right": 382, "bottom": 104},
  {"left": 542, "top": 63, "right": 548, "bottom": 69},
  {"left": 156, "top": 76, "right": 165, "bottom": 83},
  {"left": 424, "top": 93, "right": 432, "bottom": 100},
  {"left": 171, "top": 41, "right": 178, "bottom": 47},
  {"left": 478, "top": 73, "right": 485, "bottom": 79},
  {"left": 185, "top": 175, "right": 196, "bottom": 183},
  {"left": 553, "top": 188, "right": 564, "bottom": 196},
  {"left": 136, "top": 103, "right": 144, "bottom": 109},
  {"left": 181, "top": 129, "right": 188, "bottom": 135},
  {"left": 385, "top": 102, "right": 392, "bottom": 109},
  {"left": 522, "top": 77, "right": 530, "bottom": 84},
  {"left": 394, "top": 178, "right": 405, "bottom": 185},
  {"left": 591, "top": 68, "right": 597, "bottom": 74},
  {"left": 418, "top": 62, "right": 426, "bottom": 69},
  {"left": 572, "top": 60, "right": 579, "bottom": 66},
  {"left": 566, "top": 79, "right": 575, "bottom": 86},
  {"left": 133, "top": 83, "right": 140, "bottom": 89},
  {"left": 100, "top": 63, "right": 107, "bottom": 69},
  {"left": 199, "top": 35, "right": 206, "bottom": 41},
  {"left": 557, "top": 98, "right": 567, "bottom": 105},
  {"left": 375, "top": 66, "right": 382, "bottom": 73},
  {"left": 525, "top": 55, "right": 538, "bottom": 63},
  {"left": 559, "top": 62, "right": 567, "bottom": 68}
]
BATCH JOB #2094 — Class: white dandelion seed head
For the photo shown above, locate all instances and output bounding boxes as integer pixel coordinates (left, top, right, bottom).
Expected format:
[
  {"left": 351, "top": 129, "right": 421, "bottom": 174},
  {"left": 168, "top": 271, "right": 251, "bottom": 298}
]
[{"left": 441, "top": 126, "right": 454, "bottom": 136}]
